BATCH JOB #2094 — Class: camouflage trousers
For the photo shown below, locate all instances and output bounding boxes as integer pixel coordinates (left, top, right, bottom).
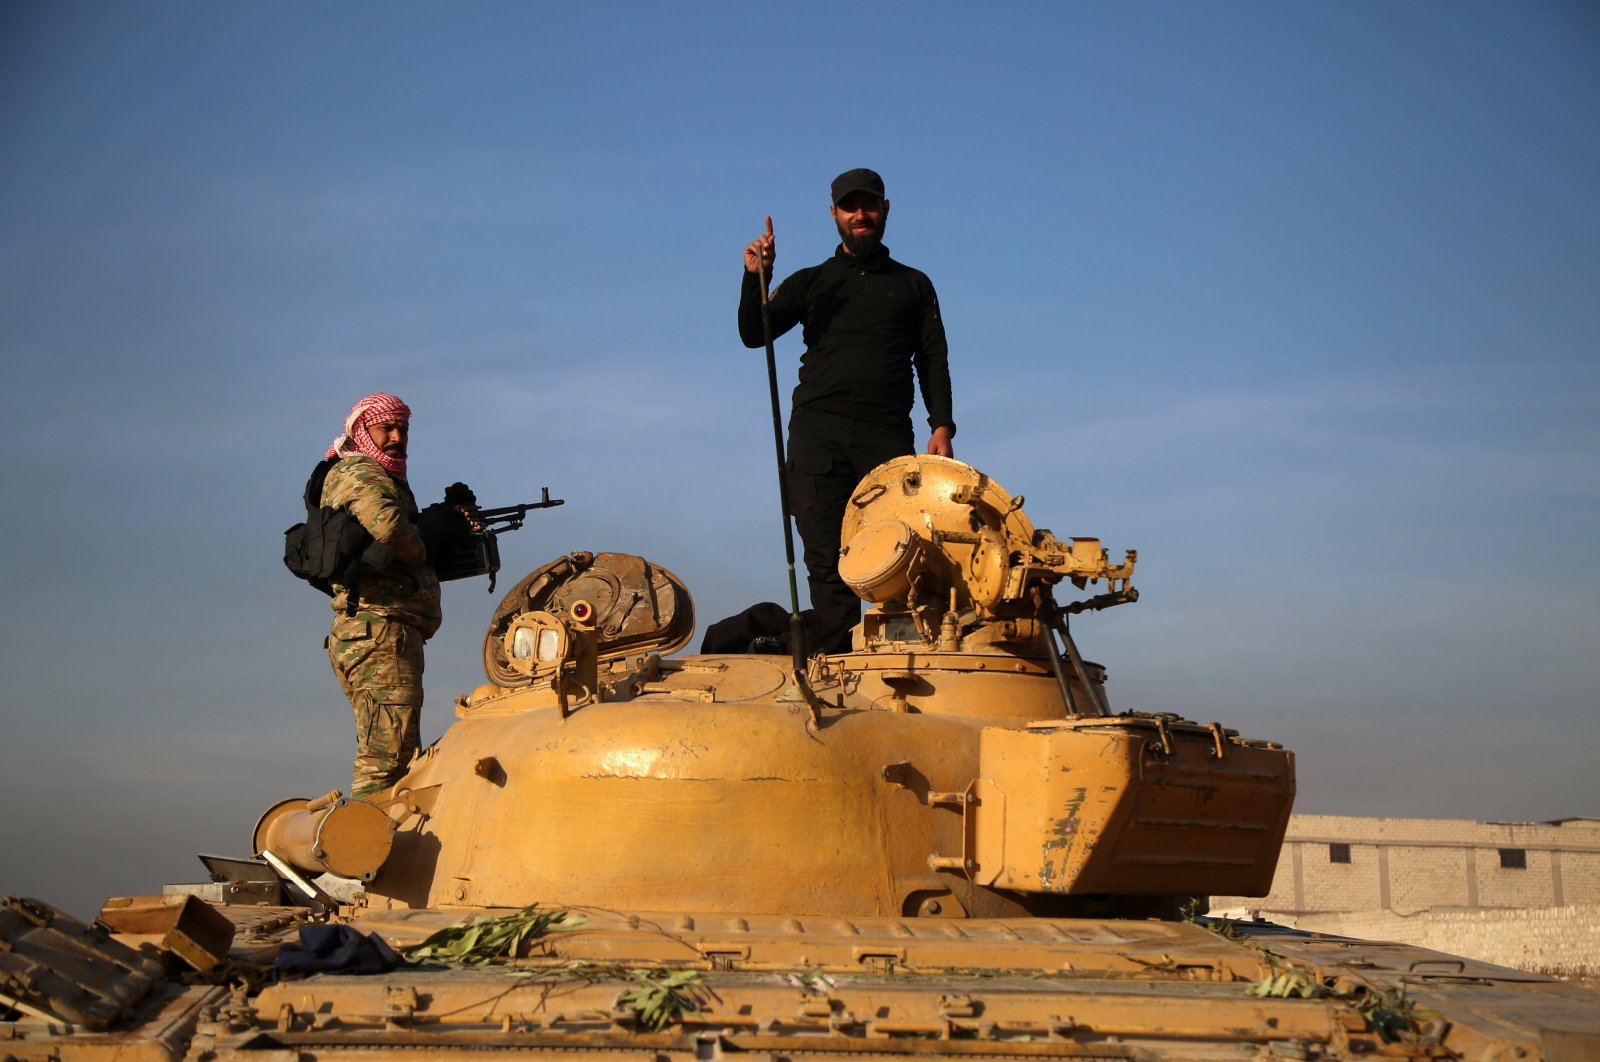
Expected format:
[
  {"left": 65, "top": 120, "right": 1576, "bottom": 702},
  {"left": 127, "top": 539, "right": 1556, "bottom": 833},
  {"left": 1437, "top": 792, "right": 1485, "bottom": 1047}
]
[{"left": 327, "top": 612, "right": 425, "bottom": 799}]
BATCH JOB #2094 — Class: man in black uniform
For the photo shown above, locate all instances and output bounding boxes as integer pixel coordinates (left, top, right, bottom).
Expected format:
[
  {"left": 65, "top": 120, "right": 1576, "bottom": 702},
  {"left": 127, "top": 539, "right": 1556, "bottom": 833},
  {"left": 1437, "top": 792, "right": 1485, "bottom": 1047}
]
[{"left": 738, "top": 168, "right": 956, "bottom": 653}]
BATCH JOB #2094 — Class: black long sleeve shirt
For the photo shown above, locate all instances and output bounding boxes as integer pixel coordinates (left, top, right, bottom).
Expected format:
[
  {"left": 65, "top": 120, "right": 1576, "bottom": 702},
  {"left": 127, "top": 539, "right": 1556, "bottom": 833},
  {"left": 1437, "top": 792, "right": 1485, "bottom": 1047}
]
[{"left": 739, "top": 244, "right": 954, "bottom": 433}]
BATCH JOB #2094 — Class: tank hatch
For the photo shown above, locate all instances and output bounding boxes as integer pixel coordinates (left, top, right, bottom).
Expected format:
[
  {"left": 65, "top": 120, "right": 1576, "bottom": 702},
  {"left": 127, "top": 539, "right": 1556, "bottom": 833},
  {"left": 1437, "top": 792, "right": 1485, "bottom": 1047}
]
[{"left": 482, "top": 551, "right": 694, "bottom": 687}]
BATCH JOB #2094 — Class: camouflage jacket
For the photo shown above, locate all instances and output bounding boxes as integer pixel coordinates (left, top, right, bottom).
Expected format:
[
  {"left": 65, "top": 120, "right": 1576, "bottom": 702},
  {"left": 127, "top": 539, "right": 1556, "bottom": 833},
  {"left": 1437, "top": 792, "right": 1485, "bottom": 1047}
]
[{"left": 321, "top": 456, "right": 442, "bottom": 637}]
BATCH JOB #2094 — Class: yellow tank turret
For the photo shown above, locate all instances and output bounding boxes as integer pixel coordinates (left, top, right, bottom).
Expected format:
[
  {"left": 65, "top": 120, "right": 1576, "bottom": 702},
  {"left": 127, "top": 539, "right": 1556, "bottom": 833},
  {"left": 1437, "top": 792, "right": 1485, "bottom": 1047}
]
[{"left": 255, "top": 458, "right": 1290, "bottom": 919}]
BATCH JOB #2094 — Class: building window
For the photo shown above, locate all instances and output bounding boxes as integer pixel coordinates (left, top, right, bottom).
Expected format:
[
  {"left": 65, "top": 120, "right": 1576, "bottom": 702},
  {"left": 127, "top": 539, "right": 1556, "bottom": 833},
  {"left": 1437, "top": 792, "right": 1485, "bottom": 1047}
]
[
  {"left": 1499, "top": 848, "right": 1527, "bottom": 869},
  {"left": 1328, "top": 843, "right": 1351, "bottom": 864}
]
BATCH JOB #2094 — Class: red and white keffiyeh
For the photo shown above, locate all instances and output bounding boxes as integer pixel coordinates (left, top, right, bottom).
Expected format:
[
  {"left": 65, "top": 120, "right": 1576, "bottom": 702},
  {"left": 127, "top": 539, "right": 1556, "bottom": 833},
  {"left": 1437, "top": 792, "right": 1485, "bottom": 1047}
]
[{"left": 326, "top": 392, "right": 412, "bottom": 478}]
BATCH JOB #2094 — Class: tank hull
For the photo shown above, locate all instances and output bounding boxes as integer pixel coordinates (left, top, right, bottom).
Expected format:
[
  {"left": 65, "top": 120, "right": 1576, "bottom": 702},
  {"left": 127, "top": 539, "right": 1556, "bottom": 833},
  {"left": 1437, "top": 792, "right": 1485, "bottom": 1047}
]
[{"left": 8, "top": 897, "right": 1596, "bottom": 1060}]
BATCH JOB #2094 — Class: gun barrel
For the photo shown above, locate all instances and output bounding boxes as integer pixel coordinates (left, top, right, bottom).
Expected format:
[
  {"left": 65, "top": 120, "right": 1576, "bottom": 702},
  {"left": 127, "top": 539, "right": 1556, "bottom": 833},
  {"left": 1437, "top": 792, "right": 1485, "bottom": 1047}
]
[
  {"left": 477, "top": 491, "right": 565, "bottom": 521},
  {"left": 476, "top": 495, "right": 566, "bottom": 521},
  {"left": 472, "top": 490, "right": 565, "bottom": 535}
]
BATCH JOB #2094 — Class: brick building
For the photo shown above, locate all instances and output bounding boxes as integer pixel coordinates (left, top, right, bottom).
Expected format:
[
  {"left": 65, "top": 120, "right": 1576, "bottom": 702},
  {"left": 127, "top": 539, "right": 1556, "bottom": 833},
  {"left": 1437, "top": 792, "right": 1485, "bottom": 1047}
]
[
  {"left": 1214, "top": 814, "right": 1600, "bottom": 915},
  {"left": 1211, "top": 814, "right": 1600, "bottom": 979}
]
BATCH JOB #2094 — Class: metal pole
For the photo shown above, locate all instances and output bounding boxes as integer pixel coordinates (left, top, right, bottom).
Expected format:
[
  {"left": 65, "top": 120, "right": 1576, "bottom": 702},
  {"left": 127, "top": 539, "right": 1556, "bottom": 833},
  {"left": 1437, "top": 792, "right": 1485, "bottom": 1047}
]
[
  {"left": 1032, "top": 586, "right": 1078, "bottom": 715},
  {"left": 756, "top": 220, "right": 808, "bottom": 675},
  {"left": 1054, "top": 610, "right": 1110, "bottom": 716}
]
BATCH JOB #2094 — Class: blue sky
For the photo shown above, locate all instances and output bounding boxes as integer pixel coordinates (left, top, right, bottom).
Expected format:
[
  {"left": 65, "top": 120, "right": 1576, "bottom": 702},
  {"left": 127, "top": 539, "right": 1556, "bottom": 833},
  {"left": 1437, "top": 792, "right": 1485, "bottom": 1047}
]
[{"left": 2, "top": 1, "right": 1596, "bottom": 919}]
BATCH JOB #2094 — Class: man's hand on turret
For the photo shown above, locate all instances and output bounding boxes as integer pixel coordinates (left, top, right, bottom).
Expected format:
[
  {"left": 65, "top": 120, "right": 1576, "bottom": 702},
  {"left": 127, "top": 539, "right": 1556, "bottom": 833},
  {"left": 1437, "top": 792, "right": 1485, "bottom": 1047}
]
[
  {"left": 927, "top": 425, "right": 955, "bottom": 458},
  {"left": 743, "top": 215, "right": 776, "bottom": 276}
]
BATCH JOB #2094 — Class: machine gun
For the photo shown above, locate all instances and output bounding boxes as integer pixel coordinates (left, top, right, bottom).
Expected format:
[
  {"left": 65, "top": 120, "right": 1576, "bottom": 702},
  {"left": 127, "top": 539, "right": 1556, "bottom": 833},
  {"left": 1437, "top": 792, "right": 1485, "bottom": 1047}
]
[
  {"left": 431, "top": 488, "right": 565, "bottom": 591},
  {"left": 472, "top": 488, "right": 564, "bottom": 536}
]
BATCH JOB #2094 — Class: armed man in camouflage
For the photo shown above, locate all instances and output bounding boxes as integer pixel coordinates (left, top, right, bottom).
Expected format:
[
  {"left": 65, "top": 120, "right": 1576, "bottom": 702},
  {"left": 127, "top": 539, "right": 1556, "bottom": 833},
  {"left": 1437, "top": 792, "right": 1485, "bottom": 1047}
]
[{"left": 321, "top": 392, "right": 446, "bottom": 798}]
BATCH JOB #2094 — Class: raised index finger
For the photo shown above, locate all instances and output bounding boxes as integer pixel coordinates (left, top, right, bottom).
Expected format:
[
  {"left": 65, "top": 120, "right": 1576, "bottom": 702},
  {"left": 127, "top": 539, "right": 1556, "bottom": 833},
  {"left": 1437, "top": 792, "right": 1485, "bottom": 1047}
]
[{"left": 764, "top": 215, "right": 774, "bottom": 239}]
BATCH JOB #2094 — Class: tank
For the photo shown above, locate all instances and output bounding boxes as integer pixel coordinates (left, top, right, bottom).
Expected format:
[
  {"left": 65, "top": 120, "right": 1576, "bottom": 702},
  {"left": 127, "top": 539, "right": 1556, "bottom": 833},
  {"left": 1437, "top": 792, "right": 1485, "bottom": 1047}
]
[{"left": 4, "top": 456, "right": 1596, "bottom": 1061}]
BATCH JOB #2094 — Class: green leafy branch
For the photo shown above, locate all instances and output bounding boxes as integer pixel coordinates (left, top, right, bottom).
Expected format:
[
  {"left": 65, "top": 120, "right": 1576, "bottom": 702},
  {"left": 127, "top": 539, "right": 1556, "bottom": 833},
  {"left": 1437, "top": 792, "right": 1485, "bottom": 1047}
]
[
  {"left": 399, "top": 905, "right": 570, "bottom": 966},
  {"left": 617, "top": 969, "right": 709, "bottom": 1031},
  {"left": 1247, "top": 948, "right": 1431, "bottom": 1043},
  {"left": 1180, "top": 897, "right": 1241, "bottom": 939}
]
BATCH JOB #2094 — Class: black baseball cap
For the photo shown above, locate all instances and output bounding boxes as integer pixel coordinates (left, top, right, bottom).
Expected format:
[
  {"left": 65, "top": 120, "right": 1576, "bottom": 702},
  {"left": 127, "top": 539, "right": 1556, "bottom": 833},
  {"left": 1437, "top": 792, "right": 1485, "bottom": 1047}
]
[{"left": 831, "top": 167, "right": 886, "bottom": 204}]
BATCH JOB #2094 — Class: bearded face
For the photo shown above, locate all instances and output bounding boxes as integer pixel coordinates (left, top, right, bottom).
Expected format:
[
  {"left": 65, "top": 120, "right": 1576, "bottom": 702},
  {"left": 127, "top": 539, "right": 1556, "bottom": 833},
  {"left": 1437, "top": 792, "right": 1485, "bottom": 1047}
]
[
  {"left": 832, "top": 192, "right": 889, "bottom": 258},
  {"left": 326, "top": 393, "right": 413, "bottom": 478},
  {"left": 365, "top": 418, "right": 408, "bottom": 462}
]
